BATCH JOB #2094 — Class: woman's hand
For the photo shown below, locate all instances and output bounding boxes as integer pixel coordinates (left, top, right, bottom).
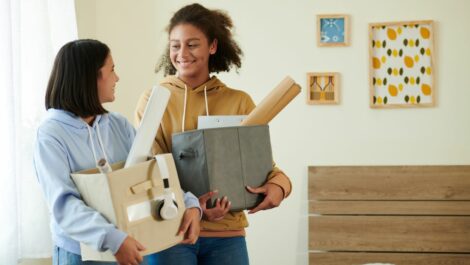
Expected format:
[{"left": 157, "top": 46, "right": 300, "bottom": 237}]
[
  {"left": 114, "top": 236, "right": 145, "bottom": 265},
  {"left": 246, "top": 183, "right": 284, "bottom": 214},
  {"left": 178, "top": 207, "right": 201, "bottom": 244},
  {"left": 198, "top": 190, "right": 231, "bottom": 221}
]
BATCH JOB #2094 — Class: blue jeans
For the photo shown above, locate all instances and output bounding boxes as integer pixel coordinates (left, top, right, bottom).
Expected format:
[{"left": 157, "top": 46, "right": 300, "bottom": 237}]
[
  {"left": 148, "top": 237, "right": 249, "bottom": 265},
  {"left": 53, "top": 246, "right": 149, "bottom": 265}
]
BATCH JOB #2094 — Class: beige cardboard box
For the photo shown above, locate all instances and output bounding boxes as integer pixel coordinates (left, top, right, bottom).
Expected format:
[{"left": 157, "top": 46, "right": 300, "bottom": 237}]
[{"left": 71, "top": 154, "right": 185, "bottom": 261}]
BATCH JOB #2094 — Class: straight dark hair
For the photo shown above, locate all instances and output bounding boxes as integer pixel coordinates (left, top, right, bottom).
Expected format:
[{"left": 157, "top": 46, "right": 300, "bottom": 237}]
[{"left": 45, "top": 39, "right": 109, "bottom": 117}]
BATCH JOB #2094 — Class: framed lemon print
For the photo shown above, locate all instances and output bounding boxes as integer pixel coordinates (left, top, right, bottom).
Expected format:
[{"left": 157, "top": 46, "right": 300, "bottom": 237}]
[
  {"left": 317, "top": 14, "right": 349, "bottom": 47},
  {"left": 307, "top": 72, "right": 339, "bottom": 104},
  {"left": 369, "top": 20, "right": 435, "bottom": 108}
]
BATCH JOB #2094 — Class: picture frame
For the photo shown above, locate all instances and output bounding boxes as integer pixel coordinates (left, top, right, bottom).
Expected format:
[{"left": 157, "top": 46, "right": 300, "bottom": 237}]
[
  {"left": 369, "top": 20, "right": 435, "bottom": 108},
  {"left": 317, "top": 14, "right": 349, "bottom": 47},
  {"left": 306, "top": 72, "right": 339, "bottom": 104}
]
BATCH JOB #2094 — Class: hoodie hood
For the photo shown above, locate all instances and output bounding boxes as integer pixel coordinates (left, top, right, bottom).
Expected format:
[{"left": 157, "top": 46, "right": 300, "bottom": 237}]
[
  {"left": 46, "top": 108, "right": 106, "bottom": 129},
  {"left": 43, "top": 108, "right": 113, "bottom": 167},
  {"left": 159, "top": 75, "right": 227, "bottom": 94},
  {"left": 158, "top": 76, "right": 228, "bottom": 131}
]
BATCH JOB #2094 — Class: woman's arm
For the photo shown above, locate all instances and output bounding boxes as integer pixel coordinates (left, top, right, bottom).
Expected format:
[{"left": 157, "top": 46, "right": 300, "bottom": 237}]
[
  {"left": 33, "top": 130, "right": 126, "bottom": 254},
  {"left": 178, "top": 191, "right": 202, "bottom": 244}
]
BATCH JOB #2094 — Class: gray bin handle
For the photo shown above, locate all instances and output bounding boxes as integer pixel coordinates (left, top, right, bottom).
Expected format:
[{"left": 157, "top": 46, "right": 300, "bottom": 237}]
[{"left": 178, "top": 149, "right": 197, "bottom": 160}]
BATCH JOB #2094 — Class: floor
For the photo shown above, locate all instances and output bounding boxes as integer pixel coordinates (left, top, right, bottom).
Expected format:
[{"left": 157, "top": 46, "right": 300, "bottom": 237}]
[{"left": 18, "top": 258, "right": 51, "bottom": 265}]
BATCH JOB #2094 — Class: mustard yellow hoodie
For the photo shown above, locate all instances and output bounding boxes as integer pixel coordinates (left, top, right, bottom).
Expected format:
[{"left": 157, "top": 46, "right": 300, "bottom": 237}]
[{"left": 135, "top": 75, "right": 291, "bottom": 234}]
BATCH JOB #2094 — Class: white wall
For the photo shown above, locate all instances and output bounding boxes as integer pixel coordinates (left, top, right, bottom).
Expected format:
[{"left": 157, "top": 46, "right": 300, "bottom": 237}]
[
  {"left": 76, "top": 0, "right": 160, "bottom": 122},
  {"left": 75, "top": 0, "right": 470, "bottom": 264}
]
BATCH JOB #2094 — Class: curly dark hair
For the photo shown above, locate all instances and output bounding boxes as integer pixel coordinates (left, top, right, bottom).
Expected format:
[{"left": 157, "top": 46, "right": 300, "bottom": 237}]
[{"left": 156, "top": 3, "right": 243, "bottom": 76}]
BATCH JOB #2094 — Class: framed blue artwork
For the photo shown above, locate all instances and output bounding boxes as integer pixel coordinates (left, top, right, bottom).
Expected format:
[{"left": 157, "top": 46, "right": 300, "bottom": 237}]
[{"left": 317, "top": 14, "right": 349, "bottom": 47}]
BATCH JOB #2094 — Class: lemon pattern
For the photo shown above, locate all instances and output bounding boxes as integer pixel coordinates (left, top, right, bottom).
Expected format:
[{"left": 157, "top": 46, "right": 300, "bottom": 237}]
[{"left": 370, "top": 21, "right": 434, "bottom": 106}]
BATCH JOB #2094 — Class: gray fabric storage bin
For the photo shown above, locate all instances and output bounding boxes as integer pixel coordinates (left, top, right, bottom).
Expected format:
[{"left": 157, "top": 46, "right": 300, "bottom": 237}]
[{"left": 172, "top": 125, "right": 273, "bottom": 211}]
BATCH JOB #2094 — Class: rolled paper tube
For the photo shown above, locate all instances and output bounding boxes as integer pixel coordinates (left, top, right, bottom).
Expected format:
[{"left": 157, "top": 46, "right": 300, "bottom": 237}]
[{"left": 241, "top": 76, "right": 301, "bottom": 126}]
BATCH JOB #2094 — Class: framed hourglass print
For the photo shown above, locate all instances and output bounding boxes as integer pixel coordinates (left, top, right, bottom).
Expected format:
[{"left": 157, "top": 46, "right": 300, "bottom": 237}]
[
  {"left": 307, "top": 72, "right": 339, "bottom": 104},
  {"left": 317, "top": 14, "right": 349, "bottom": 47}
]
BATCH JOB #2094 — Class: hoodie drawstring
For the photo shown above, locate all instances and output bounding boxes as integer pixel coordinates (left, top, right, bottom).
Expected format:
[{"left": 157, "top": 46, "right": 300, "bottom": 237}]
[
  {"left": 86, "top": 125, "right": 99, "bottom": 165},
  {"left": 204, "top": 86, "right": 209, "bottom": 116},
  {"left": 182, "top": 85, "right": 188, "bottom": 132},
  {"left": 85, "top": 120, "right": 111, "bottom": 172},
  {"left": 181, "top": 85, "right": 209, "bottom": 132},
  {"left": 96, "top": 124, "right": 110, "bottom": 164}
]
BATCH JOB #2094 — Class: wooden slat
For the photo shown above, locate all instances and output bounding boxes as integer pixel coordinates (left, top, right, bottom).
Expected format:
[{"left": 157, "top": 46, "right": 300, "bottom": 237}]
[
  {"left": 309, "top": 200, "right": 470, "bottom": 215},
  {"left": 308, "top": 166, "right": 470, "bottom": 200},
  {"left": 309, "top": 252, "right": 470, "bottom": 265},
  {"left": 309, "top": 216, "right": 470, "bottom": 252}
]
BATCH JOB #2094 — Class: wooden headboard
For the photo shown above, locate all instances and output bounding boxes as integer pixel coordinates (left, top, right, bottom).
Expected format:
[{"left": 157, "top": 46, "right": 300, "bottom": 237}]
[{"left": 308, "top": 166, "right": 470, "bottom": 265}]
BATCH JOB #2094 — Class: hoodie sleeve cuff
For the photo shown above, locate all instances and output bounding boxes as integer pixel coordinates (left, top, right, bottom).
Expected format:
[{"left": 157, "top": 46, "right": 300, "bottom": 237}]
[
  {"left": 102, "top": 229, "right": 127, "bottom": 255},
  {"left": 267, "top": 173, "right": 292, "bottom": 198},
  {"left": 183, "top": 191, "right": 203, "bottom": 219}
]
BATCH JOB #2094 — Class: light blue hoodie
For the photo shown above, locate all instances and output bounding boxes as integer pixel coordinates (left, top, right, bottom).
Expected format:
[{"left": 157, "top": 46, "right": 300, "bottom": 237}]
[{"left": 33, "top": 109, "right": 200, "bottom": 255}]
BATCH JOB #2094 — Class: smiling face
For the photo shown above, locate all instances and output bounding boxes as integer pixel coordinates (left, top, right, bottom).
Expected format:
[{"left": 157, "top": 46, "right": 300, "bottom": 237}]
[
  {"left": 169, "top": 23, "right": 217, "bottom": 85},
  {"left": 97, "top": 53, "right": 119, "bottom": 103}
]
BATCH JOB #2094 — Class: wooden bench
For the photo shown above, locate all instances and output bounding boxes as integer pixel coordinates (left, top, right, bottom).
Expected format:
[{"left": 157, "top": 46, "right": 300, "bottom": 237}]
[{"left": 308, "top": 166, "right": 470, "bottom": 265}]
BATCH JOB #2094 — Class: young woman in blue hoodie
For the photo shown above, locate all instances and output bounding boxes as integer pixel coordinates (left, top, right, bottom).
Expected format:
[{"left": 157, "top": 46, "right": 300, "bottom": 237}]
[{"left": 34, "top": 39, "right": 201, "bottom": 265}]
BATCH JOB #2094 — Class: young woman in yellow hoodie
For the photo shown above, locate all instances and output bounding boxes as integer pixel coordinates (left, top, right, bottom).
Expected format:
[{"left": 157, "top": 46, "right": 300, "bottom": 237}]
[{"left": 135, "top": 3, "right": 292, "bottom": 265}]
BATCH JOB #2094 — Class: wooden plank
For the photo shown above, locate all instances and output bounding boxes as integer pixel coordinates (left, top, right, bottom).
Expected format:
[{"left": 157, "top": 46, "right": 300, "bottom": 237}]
[
  {"left": 309, "top": 252, "right": 470, "bottom": 265},
  {"left": 309, "top": 216, "right": 470, "bottom": 252},
  {"left": 308, "top": 166, "right": 470, "bottom": 200},
  {"left": 309, "top": 200, "right": 470, "bottom": 215}
]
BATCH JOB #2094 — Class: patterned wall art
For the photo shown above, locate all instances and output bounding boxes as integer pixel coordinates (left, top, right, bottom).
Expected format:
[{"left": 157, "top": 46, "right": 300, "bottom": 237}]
[
  {"left": 369, "top": 20, "right": 435, "bottom": 108},
  {"left": 307, "top": 72, "right": 339, "bottom": 104},
  {"left": 317, "top": 14, "right": 349, "bottom": 47}
]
